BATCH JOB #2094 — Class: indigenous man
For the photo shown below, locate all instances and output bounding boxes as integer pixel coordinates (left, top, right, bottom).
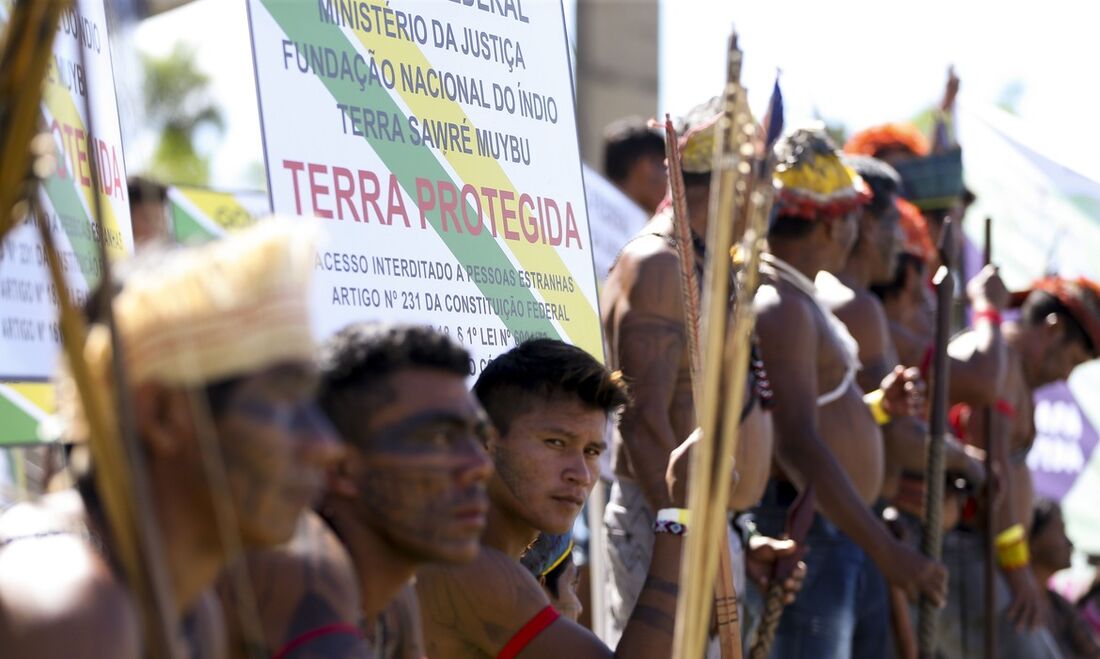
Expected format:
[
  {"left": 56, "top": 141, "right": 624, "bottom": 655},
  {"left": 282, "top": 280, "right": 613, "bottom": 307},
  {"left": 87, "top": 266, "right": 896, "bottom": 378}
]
[
  {"left": 752, "top": 127, "right": 948, "bottom": 658},
  {"left": 218, "top": 323, "right": 494, "bottom": 658},
  {"left": 600, "top": 99, "right": 796, "bottom": 651},
  {"left": 602, "top": 117, "right": 668, "bottom": 215},
  {"left": 937, "top": 276, "right": 1100, "bottom": 658},
  {"left": 816, "top": 156, "right": 986, "bottom": 500},
  {"left": 0, "top": 222, "right": 342, "bottom": 658},
  {"left": 417, "top": 338, "right": 696, "bottom": 657},
  {"left": 870, "top": 198, "right": 939, "bottom": 370}
]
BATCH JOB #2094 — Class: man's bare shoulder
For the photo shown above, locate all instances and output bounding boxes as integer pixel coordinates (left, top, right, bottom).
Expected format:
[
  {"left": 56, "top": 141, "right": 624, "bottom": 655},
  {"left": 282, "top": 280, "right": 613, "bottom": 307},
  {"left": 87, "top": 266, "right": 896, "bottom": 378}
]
[
  {"left": 615, "top": 232, "right": 680, "bottom": 283},
  {"left": 0, "top": 507, "right": 140, "bottom": 659},
  {"left": 833, "top": 287, "right": 890, "bottom": 345},
  {"left": 416, "top": 545, "right": 549, "bottom": 656},
  {"left": 755, "top": 281, "right": 817, "bottom": 331},
  {"left": 225, "top": 511, "right": 360, "bottom": 655}
]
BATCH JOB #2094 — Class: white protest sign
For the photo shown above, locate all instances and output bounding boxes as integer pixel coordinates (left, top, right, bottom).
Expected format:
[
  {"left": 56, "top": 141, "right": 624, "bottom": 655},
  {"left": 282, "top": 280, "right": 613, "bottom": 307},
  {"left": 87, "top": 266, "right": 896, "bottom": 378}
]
[
  {"left": 0, "top": 1, "right": 131, "bottom": 443},
  {"left": 247, "top": 0, "right": 602, "bottom": 373}
]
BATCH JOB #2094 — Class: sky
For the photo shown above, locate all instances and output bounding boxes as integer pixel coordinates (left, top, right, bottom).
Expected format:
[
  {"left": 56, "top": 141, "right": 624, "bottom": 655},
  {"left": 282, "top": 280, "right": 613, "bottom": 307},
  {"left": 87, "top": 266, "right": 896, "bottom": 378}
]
[{"left": 118, "top": 0, "right": 1100, "bottom": 189}]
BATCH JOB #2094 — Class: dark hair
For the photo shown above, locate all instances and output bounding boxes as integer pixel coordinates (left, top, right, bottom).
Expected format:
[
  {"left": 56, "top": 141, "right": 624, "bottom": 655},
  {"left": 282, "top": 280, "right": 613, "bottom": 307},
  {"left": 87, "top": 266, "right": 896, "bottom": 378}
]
[
  {"left": 767, "top": 214, "right": 817, "bottom": 240},
  {"left": 128, "top": 175, "right": 167, "bottom": 204},
  {"left": 473, "top": 339, "right": 629, "bottom": 435},
  {"left": 318, "top": 323, "right": 471, "bottom": 441},
  {"left": 681, "top": 171, "right": 711, "bottom": 189},
  {"left": 542, "top": 548, "right": 573, "bottom": 598},
  {"left": 1020, "top": 291, "right": 1094, "bottom": 354},
  {"left": 602, "top": 117, "right": 665, "bottom": 183},
  {"left": 845, "top": 155, "right": 900, "bottom": 218},
  {"left": 1030, "top": 498, "right": 1060, "bottom": 541},
  {"left": 870, "top": 253, "right": 925, "bottom": 302}
]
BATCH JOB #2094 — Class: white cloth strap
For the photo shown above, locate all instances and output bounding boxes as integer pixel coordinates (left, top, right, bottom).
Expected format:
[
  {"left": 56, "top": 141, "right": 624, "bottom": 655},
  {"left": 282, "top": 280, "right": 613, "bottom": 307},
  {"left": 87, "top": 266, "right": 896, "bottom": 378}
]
[{"left": 760, "top": 253, "right": 860, "bottom": 406}]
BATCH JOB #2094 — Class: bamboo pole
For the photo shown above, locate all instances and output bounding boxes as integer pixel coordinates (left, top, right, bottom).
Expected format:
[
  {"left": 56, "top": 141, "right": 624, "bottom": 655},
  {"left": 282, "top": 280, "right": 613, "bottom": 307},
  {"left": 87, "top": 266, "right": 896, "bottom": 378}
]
[
  {"left": 0, "top": 1, "right": 64, "bottom": 242},
  {"left": 672, "top": 29, "right": 764, "bottom": 659},
  {"left": 663, "top": 113, "right": 743, "bottom": 659}
]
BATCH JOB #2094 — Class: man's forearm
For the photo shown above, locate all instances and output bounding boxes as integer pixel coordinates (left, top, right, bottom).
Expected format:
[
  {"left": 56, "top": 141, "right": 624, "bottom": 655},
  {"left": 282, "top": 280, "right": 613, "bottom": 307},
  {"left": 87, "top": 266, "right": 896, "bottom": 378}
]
[
  {"left": 882, "top": 417, "right": 930, "bottom": 473},
  {"left": 615, "top": 534, "right": 684, "bottom": 658},
  {"left": 968, "top": 321, "right": 1006, "bottom": 391}
]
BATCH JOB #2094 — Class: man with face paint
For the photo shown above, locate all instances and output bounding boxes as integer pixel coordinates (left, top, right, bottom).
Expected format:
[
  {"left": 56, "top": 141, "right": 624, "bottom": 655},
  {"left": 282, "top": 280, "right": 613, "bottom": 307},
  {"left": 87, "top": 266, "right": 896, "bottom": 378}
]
[
  {"left": 218, "top": 323, "right": 494, "bottom": 658},
  {"left": 0, "top": 223, "right": 342, "bottom": 659},
  {"left": 416, "top": 338, "right": 707, "bottom": 658},
  {"left": 752, "top": 127, "right": 949, "bottom": 658}
]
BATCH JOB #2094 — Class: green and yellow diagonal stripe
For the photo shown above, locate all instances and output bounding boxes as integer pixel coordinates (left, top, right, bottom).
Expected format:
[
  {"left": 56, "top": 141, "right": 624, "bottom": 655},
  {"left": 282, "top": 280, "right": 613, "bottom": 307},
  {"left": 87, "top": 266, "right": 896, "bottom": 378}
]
[{"left": 255, "top": 0, "right": 602, "bottom": 361}]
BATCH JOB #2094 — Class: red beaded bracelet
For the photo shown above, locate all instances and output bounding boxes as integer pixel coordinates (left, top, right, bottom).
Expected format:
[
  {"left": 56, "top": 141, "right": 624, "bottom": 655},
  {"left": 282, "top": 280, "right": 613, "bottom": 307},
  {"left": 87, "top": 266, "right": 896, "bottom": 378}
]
[{"left": 973, "top": 308, "right": 1002, "bottom": 326}]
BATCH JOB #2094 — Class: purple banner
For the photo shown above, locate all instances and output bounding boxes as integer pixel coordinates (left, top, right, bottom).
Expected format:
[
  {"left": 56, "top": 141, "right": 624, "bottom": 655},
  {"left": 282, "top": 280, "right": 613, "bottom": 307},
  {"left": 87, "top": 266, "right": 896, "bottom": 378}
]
[{"left": 1029, "top": 381, "right": 1099, "bottom": 502}]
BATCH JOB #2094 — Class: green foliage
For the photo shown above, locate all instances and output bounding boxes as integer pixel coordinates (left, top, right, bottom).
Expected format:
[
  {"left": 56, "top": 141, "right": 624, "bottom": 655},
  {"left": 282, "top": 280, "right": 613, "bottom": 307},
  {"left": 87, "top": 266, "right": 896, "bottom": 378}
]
[{"left": 140, "top": 43, "right": 223, "bottom": 186}]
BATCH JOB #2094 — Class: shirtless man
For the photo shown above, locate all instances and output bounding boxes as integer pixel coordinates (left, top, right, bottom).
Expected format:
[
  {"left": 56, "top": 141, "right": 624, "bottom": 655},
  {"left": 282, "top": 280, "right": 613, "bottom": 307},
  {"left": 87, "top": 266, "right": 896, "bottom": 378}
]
[
  {"left": 0, "top": 223, "right": 342, "bottom": 658},
  {"left": 218, "top": 323, "right": 494, "bottom": 658},
  {"left": 817, "top": 156, "right": 986, "bottom": 500},
  {"left": 601, "top": 100, "right": 791, "bottom": 649},
  {"left": 870, "top": 198, "right": 938, "bottom": 370},
  {"left": 417, "top": 338, "right": 702, "bottom": 657},
  {"left": 752, "top": 128, "right": 948, "bottom": 658},
  {"left": 937, "top": 277, "right": 1100, "bottom": 658}
]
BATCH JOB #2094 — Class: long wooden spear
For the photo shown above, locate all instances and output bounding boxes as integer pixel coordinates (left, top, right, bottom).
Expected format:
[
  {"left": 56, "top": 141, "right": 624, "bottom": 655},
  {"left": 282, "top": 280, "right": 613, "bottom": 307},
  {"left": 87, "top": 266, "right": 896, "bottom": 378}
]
[
  {"left": 918, "top": 218, "right": 955, "bottom": 657},
  {"left": 663, "top": 112, "right": 743, "bottom": 659},
  {"left": 981, "top": 216, "right": 997, "bottom": 659}
]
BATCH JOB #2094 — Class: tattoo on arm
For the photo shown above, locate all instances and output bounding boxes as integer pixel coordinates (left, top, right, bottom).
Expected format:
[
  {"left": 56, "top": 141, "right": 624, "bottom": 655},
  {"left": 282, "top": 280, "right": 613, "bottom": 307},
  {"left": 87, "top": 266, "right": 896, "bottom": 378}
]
[
  {"left": 630, "top": 604, "right": 676, "bottom": 636},
  {"left": 643, "top": 575, "right": 679, "bottom": 598},
  {"left": 618, "top": 313, "right": 687, "bottom": 506}
]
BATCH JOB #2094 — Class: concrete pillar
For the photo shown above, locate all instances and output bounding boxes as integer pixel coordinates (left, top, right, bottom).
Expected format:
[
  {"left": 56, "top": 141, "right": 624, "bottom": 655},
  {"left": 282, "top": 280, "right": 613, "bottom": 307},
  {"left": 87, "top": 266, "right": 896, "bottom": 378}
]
[{"left": 574, "top": 0, "right": 659, "bottom": 172}]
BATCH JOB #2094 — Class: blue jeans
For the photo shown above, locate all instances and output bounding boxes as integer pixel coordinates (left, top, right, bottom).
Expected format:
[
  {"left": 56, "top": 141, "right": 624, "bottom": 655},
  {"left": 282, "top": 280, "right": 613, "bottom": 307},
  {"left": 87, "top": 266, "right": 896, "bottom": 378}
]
[
  {"left": 753, "top": 483, "right": 889, "bottom": 659},
  {"left": 935, "top": 526, "right": 1062, "bottom": 659}
]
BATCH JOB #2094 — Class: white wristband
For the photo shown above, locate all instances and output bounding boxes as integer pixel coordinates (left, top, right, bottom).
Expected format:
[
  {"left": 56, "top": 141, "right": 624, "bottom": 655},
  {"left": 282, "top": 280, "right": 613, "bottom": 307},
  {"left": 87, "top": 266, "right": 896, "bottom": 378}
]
[{"left": 656, "top": 508, "right": 691, "bottom": 525}]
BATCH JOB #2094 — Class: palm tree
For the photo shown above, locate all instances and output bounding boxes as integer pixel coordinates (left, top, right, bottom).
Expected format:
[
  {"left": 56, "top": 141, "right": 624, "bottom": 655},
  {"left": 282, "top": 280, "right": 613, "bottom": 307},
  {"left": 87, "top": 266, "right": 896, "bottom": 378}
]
[{"left": 141, "top": 43, "right": 224, "bottom": 185}]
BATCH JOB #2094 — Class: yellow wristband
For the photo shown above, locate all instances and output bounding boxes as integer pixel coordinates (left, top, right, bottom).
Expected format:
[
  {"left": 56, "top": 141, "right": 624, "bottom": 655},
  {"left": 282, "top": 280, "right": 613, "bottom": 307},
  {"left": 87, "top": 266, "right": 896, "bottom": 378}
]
[
  {"left": 995, "top": 523, "right": 1026, "bottom": 548},
  {"left": 863, "top": 389, "right": 892, "bottom": 425},
  {"left": 997, "top": 538, "right": 1030, "bottom": 570}
]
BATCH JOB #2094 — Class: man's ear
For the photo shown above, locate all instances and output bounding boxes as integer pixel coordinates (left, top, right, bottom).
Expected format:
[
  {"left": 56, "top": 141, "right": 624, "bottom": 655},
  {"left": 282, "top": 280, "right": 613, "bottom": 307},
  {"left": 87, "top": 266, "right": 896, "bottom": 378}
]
[
  {"left": 132, "top": 382, "right": 196, "bottom": 457},
  {"left": 327, "top": 450, "right": 360, "bottom": 499}
]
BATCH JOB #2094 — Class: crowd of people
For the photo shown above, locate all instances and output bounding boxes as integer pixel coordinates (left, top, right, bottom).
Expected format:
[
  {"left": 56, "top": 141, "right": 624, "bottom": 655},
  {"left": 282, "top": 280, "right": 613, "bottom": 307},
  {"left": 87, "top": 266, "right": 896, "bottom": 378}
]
[{"left": 1, "top": 70, "right": 1100, "bottom": 659}]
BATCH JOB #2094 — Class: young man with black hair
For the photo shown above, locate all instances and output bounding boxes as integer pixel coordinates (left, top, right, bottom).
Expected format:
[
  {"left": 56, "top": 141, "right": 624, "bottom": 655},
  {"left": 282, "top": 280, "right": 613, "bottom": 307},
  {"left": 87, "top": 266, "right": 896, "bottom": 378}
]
[
  {"left": 602, "top": 117, "right": 667, "bottom": 215},
  {"left": 417, "top": 338, "right": 699, "bottom": 658},
  {"left": 0, "top": 223, "right": 342, "bottom": 659},
  {"left": 218, "top": 323, "right": 494, "bottom": 658}
]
